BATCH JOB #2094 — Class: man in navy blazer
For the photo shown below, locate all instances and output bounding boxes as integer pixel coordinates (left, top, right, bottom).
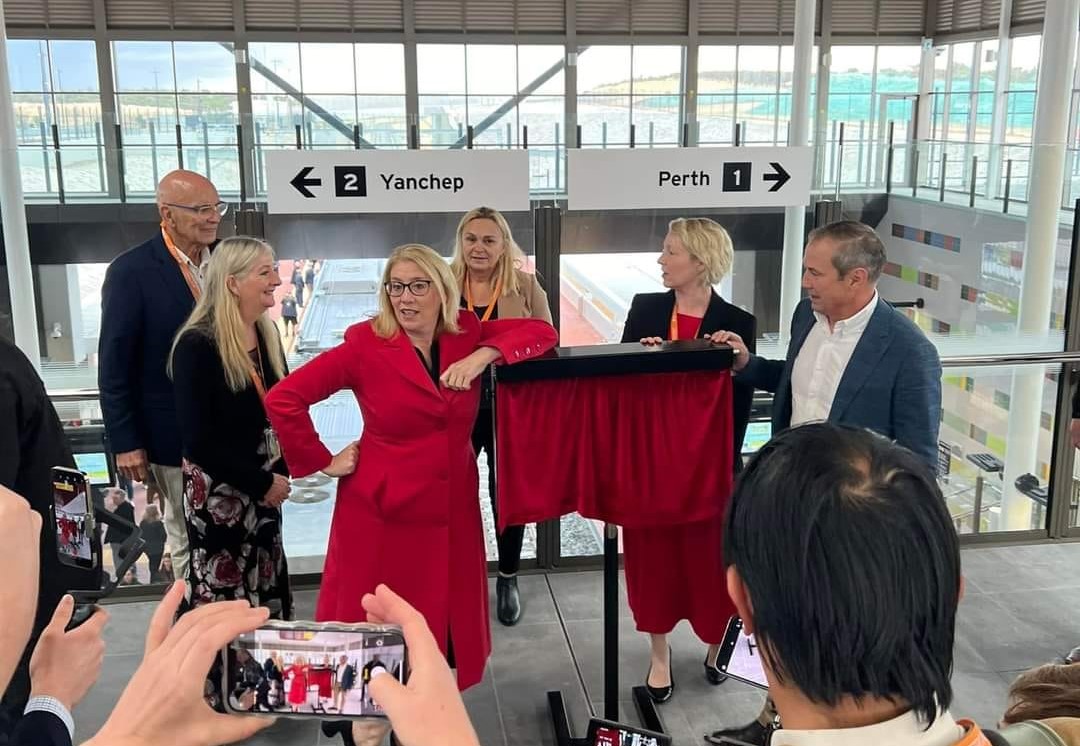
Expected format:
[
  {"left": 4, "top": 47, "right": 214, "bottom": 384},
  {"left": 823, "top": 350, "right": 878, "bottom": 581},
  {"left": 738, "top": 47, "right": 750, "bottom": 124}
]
[
  {"left": 707, "top": 220, "right": 941, "bottom": 746},
  {"left": 98, "top": 170, "right": 226, "bottom": 584}
]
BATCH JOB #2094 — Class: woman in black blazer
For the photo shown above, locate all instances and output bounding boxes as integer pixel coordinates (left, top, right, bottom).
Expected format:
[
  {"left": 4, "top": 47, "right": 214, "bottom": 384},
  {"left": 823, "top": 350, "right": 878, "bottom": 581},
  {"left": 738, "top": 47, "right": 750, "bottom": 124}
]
[
  {"left": 620, "top": 217, "right": 756, "bottom": 703},
  {"left": 168, "top": 236, "right": 293, "bottom": 622}
]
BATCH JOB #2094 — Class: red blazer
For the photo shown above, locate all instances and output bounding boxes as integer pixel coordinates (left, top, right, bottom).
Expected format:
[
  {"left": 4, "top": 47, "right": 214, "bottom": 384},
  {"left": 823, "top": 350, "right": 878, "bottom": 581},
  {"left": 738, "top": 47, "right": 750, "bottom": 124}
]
[{"left": 264, "top": 311, "right": 556, "bottom": 690}]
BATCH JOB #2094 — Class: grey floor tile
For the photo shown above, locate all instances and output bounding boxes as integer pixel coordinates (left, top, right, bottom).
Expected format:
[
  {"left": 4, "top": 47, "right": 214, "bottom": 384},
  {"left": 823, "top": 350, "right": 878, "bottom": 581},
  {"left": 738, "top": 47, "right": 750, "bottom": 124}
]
[
  {"left": 462, "top": 664, "right": 507, "bottom": 746},
  {"left": 979, "top": 588, "right": 1080, "bottom": 652},
  {"left": 547, "top": 571, "right": 627, "bottom": 623},
  {"left": 950, "top": 671, "right": 1010, "bottom": 727},
  {"left": 490, "top": 622, "right": 591, "bottom": 746},
  {"left": 99, "top": 600, "right": 159, "bottom": 657},
  {"left": 961, "top": 544, "right": 1080, "bottom": 595},
  {"left": 954, "top": 593, "right": 1065, "bottom": 672},
  {"left": 73, "top": 653, "right": 140, "bottom": 741},
  {"left": 488, "top": 574, "right": 558, "bottom": 627}
]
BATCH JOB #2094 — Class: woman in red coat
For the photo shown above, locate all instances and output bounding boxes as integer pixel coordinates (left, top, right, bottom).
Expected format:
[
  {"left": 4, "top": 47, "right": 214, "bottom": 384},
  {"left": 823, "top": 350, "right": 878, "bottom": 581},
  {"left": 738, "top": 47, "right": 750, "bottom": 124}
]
[
  {"left": 285, "top": 657, "right": 309, "bottom": 711},
  {"left": 264, "top": 244, "right": 556, "bottom": 691}
]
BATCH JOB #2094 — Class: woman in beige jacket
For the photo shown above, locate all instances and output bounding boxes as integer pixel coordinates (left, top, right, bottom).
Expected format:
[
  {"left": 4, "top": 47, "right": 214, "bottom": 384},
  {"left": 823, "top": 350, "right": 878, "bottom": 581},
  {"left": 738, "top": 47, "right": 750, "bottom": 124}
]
[{"left": 451, "top": 206, "right": 553, "bottom": 627}]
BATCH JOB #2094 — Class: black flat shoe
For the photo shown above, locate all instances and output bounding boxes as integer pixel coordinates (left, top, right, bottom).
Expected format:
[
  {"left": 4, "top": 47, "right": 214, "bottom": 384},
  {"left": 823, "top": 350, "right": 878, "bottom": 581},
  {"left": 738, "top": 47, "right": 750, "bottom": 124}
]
[
  {"left": 320, "top": 721, "right": 356, "bottom": 746},
  {"left": 496, "top": 575, "right": 522, "bottom": 626},
  {"left": 645, "top": 646, "right": 674, "bottom": 703},
  {"left": 704, "top": 650, "right": 727, "bottom": 685},
  {"left": 704, "top": 719, "right": 774, "bottom": 746}
]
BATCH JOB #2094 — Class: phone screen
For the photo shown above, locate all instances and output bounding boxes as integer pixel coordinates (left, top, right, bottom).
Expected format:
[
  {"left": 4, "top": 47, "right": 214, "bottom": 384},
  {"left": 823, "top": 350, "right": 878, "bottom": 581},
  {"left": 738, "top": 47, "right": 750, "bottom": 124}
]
[
  {"left": 52, "top": 467, "right": 96, "bottom": 570},
  {"left": 717, "top": 616, "right": 768, "bottom": 690},
  {"left": 223, "top": 623, "right": 407, "bottom": 719},
  {"left": 587, "top": 718, "right": 672, "bottom": 746}
]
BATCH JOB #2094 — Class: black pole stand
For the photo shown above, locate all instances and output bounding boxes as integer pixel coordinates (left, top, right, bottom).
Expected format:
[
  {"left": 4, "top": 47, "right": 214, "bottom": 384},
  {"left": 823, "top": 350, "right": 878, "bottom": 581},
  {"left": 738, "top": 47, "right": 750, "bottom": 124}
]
[{"left": 547, "top": 521, "right": 665, "bottom": 745}]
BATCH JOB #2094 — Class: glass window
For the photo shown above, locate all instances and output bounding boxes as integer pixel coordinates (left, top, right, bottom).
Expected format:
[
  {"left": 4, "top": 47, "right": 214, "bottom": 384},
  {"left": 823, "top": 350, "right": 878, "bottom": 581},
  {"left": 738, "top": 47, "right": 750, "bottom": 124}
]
[
  {"left": 173, "top": 42, "right": 236, "bottom": 93},
  {"left": 876, "top": 46, "right": 921, "bottom": 94},
  {"left": 418, "top": 43, "right": 466, "bottom": 93},
  {"left": 7, "top": 39, "right": 50, "bottom": 91},
  {"left": 355, "top": 44, "right": 406, "bottom": 94},
  {"left": 113, "top": 41, "right": 176, "bottom": 92},
  {"left": 48, "top": 40, "right": 98, "bottom": 92},
  {"left": 467, "top": 45, "right": 517, "bottom": 95},
  {"left": 249, "top": 42, "right": 301, "bottom": 93},
  {"left": 301, "top": 43, "right": 355, "bottom": 95},
  {"left": 518, "top": 45, "right": 564, "bottom": 95}
]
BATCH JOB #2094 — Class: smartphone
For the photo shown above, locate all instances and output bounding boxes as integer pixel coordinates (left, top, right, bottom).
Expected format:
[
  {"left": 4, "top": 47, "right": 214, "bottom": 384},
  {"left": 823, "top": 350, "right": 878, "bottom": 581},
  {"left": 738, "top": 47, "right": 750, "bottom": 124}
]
[
  {"left": 222, "top": 620, "right": 407, "bottom": 720},
  {"left": 586, "top": 718, "right": 672, "bottom": 746},
  {"left": 715, "top": 616, "right": 768, "bottom": 690},
  {"left": 50, "top": 466, "right": 98, "bottom": 571}
]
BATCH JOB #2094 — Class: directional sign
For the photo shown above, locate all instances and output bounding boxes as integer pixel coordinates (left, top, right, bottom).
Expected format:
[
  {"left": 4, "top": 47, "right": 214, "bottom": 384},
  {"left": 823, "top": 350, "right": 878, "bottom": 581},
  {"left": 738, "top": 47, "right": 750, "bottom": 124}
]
[
  {"left": 567, "top": 146, "right": 812, "bottom": 211},
  {"left": 266, "top": 150, "right": 530, "bottom": 214}
]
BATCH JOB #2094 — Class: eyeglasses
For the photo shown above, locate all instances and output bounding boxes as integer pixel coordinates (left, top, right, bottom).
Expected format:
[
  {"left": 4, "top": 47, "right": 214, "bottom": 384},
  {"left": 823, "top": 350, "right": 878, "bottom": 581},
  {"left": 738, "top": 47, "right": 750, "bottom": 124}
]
[
  {"left": 385, "top": 280, "right": 432, "bottom": 297},
  {"left": 163, "top": 201, "right": 229, "bottom": 218}
]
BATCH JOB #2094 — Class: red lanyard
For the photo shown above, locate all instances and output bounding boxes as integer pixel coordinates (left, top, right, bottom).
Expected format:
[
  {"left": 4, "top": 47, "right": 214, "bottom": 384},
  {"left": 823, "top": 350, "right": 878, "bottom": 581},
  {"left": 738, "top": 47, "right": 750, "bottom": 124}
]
[{"left": 465, "top": 274, "right": 503, "bottom": 322}]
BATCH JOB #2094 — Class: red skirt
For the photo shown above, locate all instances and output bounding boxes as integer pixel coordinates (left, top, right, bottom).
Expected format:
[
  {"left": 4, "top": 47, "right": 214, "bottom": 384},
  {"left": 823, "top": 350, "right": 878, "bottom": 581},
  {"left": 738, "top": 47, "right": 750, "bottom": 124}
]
[{"left": 622, "top": 515, "right": 735, "bottom": 644}]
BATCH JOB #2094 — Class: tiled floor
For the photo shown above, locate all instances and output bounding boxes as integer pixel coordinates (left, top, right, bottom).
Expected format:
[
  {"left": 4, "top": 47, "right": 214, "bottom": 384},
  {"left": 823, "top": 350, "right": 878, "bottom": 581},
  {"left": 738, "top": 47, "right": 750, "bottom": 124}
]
[{"left": 73, "top": 542, "right": 1080, "bottom": 746}]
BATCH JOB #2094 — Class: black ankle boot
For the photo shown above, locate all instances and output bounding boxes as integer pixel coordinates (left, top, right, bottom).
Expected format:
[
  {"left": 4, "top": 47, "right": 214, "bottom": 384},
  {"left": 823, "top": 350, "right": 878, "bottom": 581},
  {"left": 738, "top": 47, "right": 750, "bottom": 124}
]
[{"left": 496, "top": 575, "right": 522, "bottom": 626}]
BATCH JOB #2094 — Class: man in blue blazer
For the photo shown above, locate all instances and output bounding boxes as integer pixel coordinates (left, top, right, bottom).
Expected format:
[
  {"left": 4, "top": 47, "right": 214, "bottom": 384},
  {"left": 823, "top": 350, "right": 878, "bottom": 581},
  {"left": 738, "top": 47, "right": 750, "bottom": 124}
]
[
  {"left": 707, "top": 220, "right": 942, "bottom": 746},
  {"left": 97, "top": 170, "right": 226, "bottom": 584}
]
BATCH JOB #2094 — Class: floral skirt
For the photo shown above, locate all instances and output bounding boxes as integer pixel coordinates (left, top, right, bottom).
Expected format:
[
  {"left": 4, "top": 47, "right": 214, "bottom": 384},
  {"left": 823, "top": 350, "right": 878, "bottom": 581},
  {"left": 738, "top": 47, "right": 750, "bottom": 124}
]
[{"left": 181, "top": 460, "right": 293, "bottom": 620}]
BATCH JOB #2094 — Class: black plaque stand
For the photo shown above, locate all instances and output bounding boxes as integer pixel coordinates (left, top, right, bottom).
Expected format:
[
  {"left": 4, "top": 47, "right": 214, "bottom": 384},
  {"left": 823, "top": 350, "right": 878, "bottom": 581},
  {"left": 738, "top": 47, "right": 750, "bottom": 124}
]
[{"left": 495, "top": 341, "right": 734, "bottom": 746}]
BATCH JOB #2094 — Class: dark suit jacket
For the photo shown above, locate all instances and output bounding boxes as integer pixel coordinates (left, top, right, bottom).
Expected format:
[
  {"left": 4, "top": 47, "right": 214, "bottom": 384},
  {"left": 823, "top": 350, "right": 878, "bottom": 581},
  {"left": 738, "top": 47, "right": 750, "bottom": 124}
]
[
  {"left": 739, "top": 297, "right": 942, "bottom": 469},
  {"left": 98, "top": 233, "right": 202, "bottom": 466},
  {"left": 8, "top": 711, "right": 71, "bottom": 746},
  {"left": 621, "top": 290, "right": 757, "bottom": 471},
  {"left": 340, "top": 664, "right": 356, "bottom": 690}
]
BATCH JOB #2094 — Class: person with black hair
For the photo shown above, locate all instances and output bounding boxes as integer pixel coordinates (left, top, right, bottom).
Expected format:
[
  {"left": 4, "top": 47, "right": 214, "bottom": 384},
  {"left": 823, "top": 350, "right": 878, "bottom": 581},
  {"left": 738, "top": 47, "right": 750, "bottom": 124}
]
[{"left": 709, "top": 423, "right": 977, "bottom": 746}]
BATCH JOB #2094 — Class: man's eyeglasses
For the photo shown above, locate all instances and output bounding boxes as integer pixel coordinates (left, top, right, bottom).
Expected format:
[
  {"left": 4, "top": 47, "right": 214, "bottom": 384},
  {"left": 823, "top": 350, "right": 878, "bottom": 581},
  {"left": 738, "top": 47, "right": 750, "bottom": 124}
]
[
  {"left": 385, "top": 280, "right": 433, "bottom": 297},
  {"left": 163, "top": 201, "right": 229, "bottom": 218}
]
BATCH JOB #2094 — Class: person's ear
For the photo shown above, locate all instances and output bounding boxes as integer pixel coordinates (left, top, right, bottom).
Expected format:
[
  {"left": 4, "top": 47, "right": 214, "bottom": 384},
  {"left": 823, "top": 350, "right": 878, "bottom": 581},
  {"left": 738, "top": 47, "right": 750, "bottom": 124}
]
[
  {"left": 226, "top": 275, "right": 241, "bottom": 297},
  {"left": 726, "top": 566, "right": 756, "bottom": 634}
]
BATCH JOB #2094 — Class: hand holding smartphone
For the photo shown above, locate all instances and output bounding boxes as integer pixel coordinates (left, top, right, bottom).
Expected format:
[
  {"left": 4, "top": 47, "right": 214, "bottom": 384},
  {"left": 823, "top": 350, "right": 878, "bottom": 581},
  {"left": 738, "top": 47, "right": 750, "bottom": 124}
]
[{"left": 222, "top": 621, "right": 407, "bottom": 720}]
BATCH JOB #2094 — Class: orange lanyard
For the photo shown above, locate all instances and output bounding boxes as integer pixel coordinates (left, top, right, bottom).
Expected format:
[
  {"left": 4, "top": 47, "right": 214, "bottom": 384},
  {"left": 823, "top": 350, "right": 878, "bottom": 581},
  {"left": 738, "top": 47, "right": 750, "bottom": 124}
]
[
  {"left": 161, "top": 224, "right": 202, "bottom": 300},
  {"left": 465, "top": 273, "right": 503, "bottom": 322},
  {"left": 249, "top": 350, "right": 268, "bottom": 402},
  {"left": 669, "top": 303, "right": 703, "bottom": 341}
]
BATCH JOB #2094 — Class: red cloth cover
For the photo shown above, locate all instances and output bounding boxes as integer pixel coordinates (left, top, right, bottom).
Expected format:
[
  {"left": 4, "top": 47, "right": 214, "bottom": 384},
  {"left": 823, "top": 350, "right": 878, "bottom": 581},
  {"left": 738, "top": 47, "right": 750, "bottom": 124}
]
[{"left": 495, "top": 369, "right": 733, "bottom": 529}]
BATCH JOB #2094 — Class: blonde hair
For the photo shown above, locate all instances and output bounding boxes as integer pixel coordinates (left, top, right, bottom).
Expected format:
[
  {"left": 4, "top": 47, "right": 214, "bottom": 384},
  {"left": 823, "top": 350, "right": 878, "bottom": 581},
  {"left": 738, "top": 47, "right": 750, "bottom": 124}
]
[
  {"left": 451, "top": 206, "right": 524, "bottom": 297},
  {"left": 142, "top": 504, "right": 161, "bottom": 522},
  {"left": 668, "top": 217, "right": 734, "bottom": 286},
  {"left": 372, "top": 244, "right": 461, "bottom": 339},
  {"left": 168, "top": 236, "right": 287, "bottom": 393}
]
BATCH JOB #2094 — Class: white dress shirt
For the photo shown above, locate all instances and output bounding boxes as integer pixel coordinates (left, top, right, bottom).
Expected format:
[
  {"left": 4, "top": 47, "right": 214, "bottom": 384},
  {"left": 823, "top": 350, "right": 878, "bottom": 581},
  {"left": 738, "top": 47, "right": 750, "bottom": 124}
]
[
  {"left": 180, "top": 246, "right": 210, "bottom": 291},
  {"left": 772, "top": 708, "right": 968, "bottom": 746},
  {"left": 790, "top": 292, "right": 879, "bottom": 427}
]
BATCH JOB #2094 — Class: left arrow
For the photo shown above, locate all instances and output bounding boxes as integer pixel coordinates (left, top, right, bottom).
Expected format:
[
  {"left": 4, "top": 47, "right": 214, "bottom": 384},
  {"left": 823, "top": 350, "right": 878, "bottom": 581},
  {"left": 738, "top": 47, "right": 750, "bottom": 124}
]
[
  {"left": 763, "top": 162, "right": 790, "bottom": 192},
  {"left": 290, "top": 166, "right": 321, "bottom": 198}
]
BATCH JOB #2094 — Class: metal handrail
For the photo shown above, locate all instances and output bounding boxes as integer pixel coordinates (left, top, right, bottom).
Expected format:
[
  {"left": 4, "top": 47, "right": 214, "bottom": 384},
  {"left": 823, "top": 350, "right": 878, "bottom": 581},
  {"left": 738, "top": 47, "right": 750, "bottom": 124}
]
[{"left": 43, "top": 350, "right": 1080, "bottom": 400}]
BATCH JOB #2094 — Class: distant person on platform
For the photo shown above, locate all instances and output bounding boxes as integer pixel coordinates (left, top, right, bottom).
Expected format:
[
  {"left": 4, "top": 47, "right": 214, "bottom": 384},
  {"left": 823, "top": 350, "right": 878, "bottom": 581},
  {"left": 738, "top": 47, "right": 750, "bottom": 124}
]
[
  {"left": 709, "top": 219, "right": 942, "bottom": 745},
  {"left": 98, "top": 169, "right": 227, "bottom": 585},
  {"left": 281, "top": 292, "right": 299, "bottom": 338}
]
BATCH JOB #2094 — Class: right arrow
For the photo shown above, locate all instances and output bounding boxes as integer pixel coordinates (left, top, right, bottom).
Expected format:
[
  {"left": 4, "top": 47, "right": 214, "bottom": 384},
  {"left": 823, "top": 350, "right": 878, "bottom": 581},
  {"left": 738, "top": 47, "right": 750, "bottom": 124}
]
[
  {"left": 290, "top": 166, "right": 321, "bottom": 198},
  {"left": 763, "top": 162, "right": 790, "bottom": 192}
]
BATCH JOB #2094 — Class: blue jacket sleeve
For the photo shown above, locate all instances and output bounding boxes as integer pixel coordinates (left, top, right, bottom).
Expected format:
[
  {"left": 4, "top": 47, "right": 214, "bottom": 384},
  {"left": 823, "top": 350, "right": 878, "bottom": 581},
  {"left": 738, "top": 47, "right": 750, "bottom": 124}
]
[
  {"left": 97, "top": 258, "right": 145, "bottom": 455},
  {"left": 892, "top": 336, "right": 942, "bottom": 473},
  {"left": 738, "top": 352, "right": 785, "bottom": 393}
]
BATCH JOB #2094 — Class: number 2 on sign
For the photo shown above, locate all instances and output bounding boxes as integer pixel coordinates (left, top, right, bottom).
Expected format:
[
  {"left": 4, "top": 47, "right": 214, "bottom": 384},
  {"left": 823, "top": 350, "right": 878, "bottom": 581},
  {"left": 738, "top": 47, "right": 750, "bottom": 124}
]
[{"left": 343, "top": 173, "right": 360, "bottom": 191}]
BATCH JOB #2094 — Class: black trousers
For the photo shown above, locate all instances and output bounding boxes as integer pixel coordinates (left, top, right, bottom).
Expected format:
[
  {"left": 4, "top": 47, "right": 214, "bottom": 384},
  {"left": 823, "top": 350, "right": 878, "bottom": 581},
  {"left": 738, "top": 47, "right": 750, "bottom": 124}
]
[{"left": 471, "top": 407, "right": 524, "bottom": 576}]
